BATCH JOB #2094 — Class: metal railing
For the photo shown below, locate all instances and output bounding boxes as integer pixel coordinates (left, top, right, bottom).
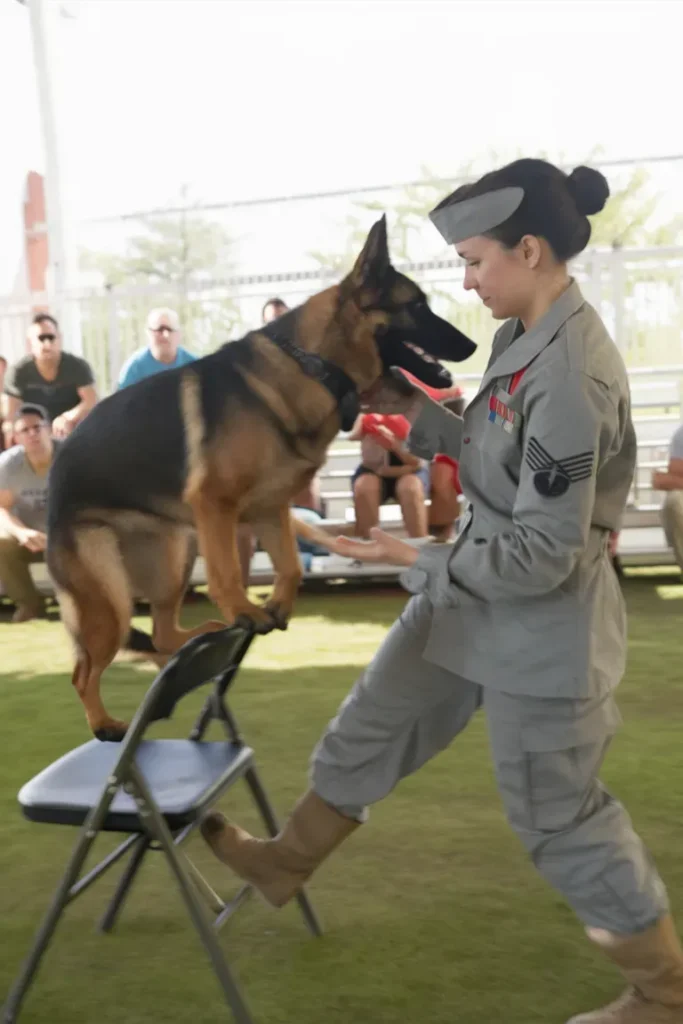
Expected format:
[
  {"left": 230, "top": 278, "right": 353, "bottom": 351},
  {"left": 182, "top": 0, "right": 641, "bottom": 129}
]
[
  {"left": 2, "top": 244, "right": 683, "bottom": 382},
  {"left": 2, "top": 246, "right": 682, "bottom": 514}
]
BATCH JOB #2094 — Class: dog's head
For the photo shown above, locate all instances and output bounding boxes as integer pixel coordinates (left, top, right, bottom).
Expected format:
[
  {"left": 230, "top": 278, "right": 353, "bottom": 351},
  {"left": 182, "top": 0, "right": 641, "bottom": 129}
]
[{"left": 333, "top": 215, "right": 476, "bottom": 394}]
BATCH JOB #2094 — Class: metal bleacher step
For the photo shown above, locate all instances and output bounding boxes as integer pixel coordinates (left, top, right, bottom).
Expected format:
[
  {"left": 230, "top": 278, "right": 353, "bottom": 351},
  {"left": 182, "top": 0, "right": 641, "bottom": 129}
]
[
  {"left": 3, "top": 375, "right": 681, "bottom": 601},
  {"left": 5, "top": 516, "right": 675, "bottom": 602}
]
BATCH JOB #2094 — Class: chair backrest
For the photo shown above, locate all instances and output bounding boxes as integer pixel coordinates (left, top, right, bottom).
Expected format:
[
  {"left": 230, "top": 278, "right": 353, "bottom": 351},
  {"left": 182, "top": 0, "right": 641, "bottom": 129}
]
[{"left": 115, "top": 625, "right": 255, "bottom": 762}]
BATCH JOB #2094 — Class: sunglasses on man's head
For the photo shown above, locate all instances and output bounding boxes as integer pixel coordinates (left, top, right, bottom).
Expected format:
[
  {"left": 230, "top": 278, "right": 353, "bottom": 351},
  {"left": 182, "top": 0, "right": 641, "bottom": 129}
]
[{"left": 37, "top": 333, "right": 57, "bottom": 343}]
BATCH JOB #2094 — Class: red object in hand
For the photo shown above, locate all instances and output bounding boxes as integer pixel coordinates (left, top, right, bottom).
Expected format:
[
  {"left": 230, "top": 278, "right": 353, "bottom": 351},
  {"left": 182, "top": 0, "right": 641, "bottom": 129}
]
[{"left": 360, "top": 413, "right": 410, "bottom": 442}]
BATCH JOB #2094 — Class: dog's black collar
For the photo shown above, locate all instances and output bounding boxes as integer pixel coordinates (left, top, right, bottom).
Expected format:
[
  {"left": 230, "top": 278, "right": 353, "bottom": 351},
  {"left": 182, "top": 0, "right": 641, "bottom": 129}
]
[{"left": 265, "top": 329, "right": 360, "bottom": 432}]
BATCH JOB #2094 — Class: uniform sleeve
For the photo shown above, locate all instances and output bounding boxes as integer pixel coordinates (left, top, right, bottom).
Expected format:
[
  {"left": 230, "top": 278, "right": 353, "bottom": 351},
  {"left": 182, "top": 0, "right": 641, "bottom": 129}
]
[
  {"left": 406, "top": 397, "right": 464, "bottom": 461},
  {"left": 402, "top": 369, "right": 618, "bottom": 603},
  {"left": 405, "top": 324, "right": 512, "bottom": 462}
]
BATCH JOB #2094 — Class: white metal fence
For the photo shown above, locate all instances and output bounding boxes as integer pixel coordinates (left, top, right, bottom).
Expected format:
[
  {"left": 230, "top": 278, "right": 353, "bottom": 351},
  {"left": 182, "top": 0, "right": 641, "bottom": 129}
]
[
  {"left": 2, "top": 245, "right": 683, "bottom": 387},
  {"left": 1, "top": 246, "right": 682, "bottom": 514}
]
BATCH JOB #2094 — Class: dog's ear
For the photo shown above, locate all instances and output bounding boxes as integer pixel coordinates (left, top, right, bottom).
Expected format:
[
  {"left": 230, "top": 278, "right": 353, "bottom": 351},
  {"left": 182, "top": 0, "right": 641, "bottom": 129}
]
[{"left": 347, "top": 215, "right": 391, "bottom": 291}]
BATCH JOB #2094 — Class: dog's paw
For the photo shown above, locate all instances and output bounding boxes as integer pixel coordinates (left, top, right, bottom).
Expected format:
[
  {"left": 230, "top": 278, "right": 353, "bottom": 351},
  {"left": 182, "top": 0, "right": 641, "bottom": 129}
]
[
  {"left": 234, "top": 614, "right": 275, "bottom": 636},
  {"left": 231, "top": 603, "right": 277, "bottom": 635},
  {"left": 263, "top": 601, "right": 291, "bottom": 631},
  {"left": 93, "top": 720, "right": 128, "bottom": 743}
]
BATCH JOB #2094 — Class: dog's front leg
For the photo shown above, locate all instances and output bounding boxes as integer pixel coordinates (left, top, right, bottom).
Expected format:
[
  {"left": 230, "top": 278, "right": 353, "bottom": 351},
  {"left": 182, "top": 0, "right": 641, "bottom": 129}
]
[
  {"left": 254, "top": 505, "right": 303, "bottom": 630},
  {"left": 189, "top": 490, "right": 276, "bottom": 634}
]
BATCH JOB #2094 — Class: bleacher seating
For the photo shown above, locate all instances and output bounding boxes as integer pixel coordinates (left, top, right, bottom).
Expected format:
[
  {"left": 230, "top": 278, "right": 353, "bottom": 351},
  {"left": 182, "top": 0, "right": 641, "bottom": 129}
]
[
  {"left": 302, "top": 370, "right": 683, "bottom": 576},
  {"left": 1, "top": 371, "right": 681, "bottom": 602}
]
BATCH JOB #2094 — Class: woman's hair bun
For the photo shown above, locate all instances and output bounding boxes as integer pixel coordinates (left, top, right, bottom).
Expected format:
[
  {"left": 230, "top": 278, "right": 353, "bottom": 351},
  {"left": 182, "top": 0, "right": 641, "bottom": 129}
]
[{"left": 566, "top": 165, "right": 610, "bottom": 217}]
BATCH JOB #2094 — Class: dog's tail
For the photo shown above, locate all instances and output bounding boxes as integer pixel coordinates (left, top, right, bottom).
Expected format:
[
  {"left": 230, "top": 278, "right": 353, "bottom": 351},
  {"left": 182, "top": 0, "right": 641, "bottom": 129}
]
[
  {"left": 126, "top": 626, "right": 158, "bottom": 654},
  {"left": 124, "top": 626, "right": 170, "bottom": 669}
]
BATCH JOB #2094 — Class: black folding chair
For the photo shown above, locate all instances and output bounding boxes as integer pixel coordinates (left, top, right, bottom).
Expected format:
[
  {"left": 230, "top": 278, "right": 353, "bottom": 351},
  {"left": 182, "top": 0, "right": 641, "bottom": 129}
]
[{"left": 3, "top": 625, "right": 322, "bottom": 1024}]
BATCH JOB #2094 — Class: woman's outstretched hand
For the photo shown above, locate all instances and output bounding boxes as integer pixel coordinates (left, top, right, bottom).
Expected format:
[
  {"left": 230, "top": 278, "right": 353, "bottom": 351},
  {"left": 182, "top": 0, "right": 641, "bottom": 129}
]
[{"left": 324, "top": 527, "right": 421, "bottom": 567}]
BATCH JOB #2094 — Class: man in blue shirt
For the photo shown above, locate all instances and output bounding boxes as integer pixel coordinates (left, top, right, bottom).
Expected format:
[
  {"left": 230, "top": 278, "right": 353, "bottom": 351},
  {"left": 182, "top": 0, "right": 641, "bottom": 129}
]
[{"left": 117, "top": 308, "right": 196, "bottom": 389}]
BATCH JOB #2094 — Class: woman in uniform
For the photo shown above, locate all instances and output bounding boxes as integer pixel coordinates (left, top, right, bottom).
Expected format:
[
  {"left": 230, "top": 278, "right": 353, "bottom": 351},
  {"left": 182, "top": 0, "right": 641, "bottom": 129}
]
[{"left": 201, "top": 158, "right": 683, "bottom": 1024}]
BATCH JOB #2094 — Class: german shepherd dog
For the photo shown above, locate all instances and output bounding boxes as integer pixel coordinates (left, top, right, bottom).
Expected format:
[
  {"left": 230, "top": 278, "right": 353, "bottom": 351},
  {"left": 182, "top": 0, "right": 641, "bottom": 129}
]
[{"left": 47, "top": 216, "right": 475, "bottom": 741}]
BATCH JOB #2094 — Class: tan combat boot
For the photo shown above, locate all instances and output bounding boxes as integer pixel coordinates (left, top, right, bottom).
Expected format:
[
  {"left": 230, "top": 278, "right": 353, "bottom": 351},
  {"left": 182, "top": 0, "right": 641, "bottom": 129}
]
[
  {"left": 200, "top": 790, "right": 360, "bottom": 907},
  {"left": 568, "top": 915, "right": 683, "bottom": 1023}
]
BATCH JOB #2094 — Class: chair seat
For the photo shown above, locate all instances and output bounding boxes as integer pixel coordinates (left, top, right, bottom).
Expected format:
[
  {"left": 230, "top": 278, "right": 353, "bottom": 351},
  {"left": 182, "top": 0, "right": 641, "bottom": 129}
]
[{"left": 19, "top": 739, "right": 254, "bottom": 833}]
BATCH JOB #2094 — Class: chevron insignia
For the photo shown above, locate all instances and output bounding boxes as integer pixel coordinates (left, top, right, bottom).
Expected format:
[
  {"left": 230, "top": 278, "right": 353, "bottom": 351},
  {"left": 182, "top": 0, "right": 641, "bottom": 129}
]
[{"left": 525, "top": 437, "right": 595, "bottom": 498}]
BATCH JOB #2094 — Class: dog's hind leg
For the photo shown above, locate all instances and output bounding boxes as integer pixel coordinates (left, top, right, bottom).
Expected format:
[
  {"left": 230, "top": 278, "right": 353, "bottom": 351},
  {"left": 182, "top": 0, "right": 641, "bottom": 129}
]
[
  {"left": 253, "top": 505, "right": 303, "bottom": 630},
  {"left": 54, "top": 526, "right": 132, "bottom": 742}
]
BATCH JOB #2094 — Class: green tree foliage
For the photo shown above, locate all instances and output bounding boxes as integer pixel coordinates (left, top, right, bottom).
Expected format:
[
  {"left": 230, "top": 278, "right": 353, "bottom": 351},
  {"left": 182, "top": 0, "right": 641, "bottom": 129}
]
[{"left": 80, "top": 191, "right": 241, "bottom": 379}]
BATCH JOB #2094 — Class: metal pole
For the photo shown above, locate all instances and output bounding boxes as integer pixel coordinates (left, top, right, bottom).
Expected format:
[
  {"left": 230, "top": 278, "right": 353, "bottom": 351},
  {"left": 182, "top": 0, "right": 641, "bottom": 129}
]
[
  {"left": 25, "top": 0, "right": 83, "bottom": 355},
  {"left": 612, "top": 243, "right": 626, "bottom": 355},
  {"left": 80, "top": 154, "right": 683, "bottom": 226}
]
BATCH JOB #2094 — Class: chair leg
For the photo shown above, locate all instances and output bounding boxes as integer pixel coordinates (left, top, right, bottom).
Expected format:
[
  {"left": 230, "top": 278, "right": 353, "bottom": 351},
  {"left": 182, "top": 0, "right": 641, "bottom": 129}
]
[
  {"left": 127, "top": 764, "right": 255, "bottom": 1024},
  {"left": 98, "top": 835, "right": 150, "bottom": 934},
  {"left": 2, "top": 820, "right": 102, "bottom": 1023},
  {"left": 243, "top": 765, "right": 324, "bottom": 939},
  {"left": 183, "top": 853, "right": 228, "bottom": 916}
]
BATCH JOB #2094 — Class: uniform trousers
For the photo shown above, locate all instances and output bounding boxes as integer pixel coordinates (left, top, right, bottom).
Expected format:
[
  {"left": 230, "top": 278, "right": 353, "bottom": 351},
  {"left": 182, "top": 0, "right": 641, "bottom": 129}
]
[{"left": 310, "top": 593, "right": 668, "bottom": 934}]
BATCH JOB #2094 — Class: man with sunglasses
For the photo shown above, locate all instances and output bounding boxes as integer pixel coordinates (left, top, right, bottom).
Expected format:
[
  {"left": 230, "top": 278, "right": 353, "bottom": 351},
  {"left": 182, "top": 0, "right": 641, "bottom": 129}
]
[
  {"left": 117, "top": 307, "right": 196, "bottom": 389},
  {"left": 0, "top": 403, "right": 59, "bottom": 622},
  {"left": 2, "top": 314, "right": 98, "bottom": 446}
]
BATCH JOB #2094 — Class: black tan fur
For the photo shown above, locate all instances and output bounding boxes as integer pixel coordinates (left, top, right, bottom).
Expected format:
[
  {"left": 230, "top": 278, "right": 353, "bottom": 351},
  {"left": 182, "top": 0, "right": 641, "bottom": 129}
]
[{"left": 46, "top": 217, "right": 475, "bottom": 741}]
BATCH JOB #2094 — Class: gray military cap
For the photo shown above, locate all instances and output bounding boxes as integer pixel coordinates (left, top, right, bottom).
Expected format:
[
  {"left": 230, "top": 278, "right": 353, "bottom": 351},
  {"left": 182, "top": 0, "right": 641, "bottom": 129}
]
[{"left": 429, "top": 186, "right": 525, "bottom": 245}]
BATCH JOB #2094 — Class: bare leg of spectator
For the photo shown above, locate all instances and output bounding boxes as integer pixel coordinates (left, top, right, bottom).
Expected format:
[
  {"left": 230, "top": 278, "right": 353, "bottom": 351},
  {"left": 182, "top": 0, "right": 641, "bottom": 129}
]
[
  {"left": 396, "top": 474, "right": 428, "bottom": 538},
  {"left": 428, "top": 461, "right": 461, "bottom": 542},
  {"left": 237, "top": 524, "right": 255, "bottom": 587},
  {"left": 661, "top": 492, "right": 683, "bottom": 572},
  {"left": 353, "top": 473, "right": 382, "bottom": 538},
  {"left": 0, "top": 532, "right": 45, "bottom": 621}
]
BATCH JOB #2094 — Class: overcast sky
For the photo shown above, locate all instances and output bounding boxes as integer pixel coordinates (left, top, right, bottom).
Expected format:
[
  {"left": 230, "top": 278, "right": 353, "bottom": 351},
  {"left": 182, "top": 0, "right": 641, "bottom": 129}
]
[{"left": 2, "top": 0, "right": 682, "bottom": 290}]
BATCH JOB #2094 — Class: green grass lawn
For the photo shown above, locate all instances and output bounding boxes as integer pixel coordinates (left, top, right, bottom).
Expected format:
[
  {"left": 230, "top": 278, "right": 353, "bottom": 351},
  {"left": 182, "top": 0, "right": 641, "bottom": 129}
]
[{"left": 1, "top": 576, "right": 683, "bottom": 1023}]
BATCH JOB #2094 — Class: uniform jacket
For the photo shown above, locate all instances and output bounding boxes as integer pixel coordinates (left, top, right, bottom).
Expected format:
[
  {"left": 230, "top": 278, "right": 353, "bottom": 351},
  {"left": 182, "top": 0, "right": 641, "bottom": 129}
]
[{"left": 401, "top": 280, "right": 636, "bottom": 699}]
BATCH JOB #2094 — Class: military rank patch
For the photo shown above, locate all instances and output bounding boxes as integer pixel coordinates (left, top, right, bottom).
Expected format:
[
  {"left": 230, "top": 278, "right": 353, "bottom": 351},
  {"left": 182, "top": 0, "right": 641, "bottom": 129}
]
[{"left": 525, "top": 437, "right": 594, "bottom": 497}]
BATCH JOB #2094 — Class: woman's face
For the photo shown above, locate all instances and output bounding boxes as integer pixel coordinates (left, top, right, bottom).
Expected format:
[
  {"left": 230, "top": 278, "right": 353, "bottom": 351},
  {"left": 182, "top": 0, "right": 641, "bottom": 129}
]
[{"left": 457, "top": 234, "right": 539, "bottom": 322}]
